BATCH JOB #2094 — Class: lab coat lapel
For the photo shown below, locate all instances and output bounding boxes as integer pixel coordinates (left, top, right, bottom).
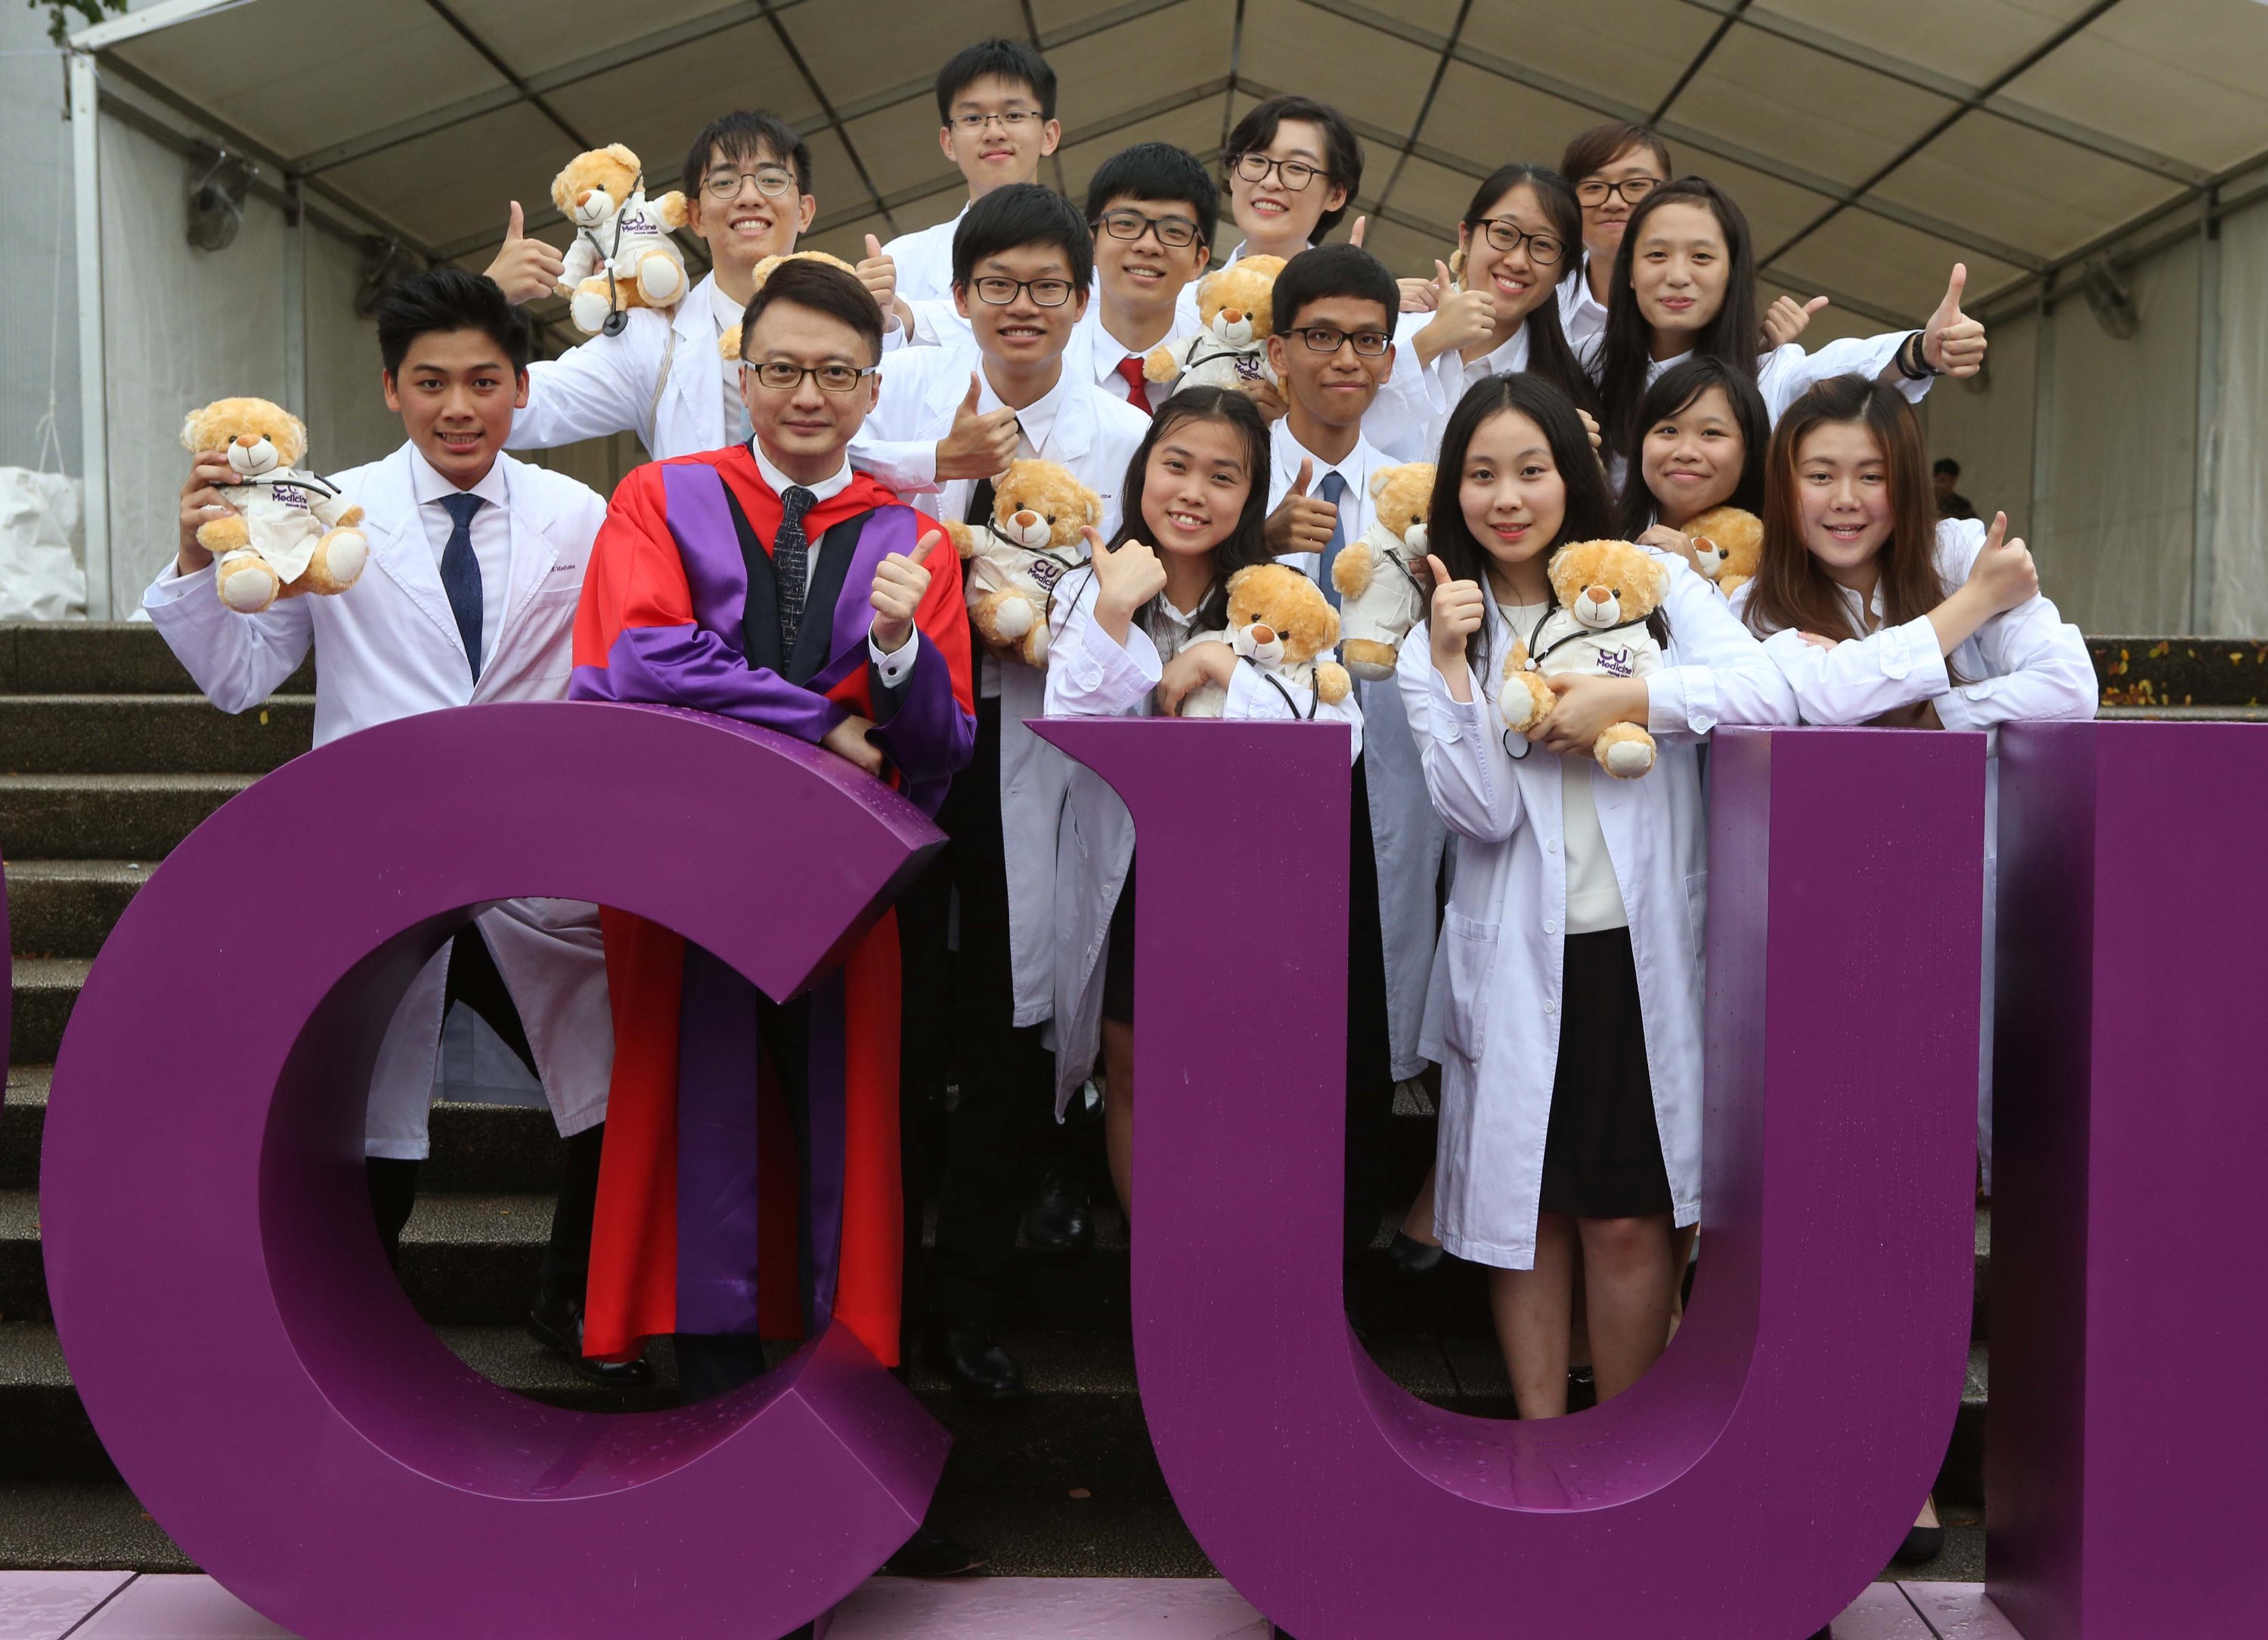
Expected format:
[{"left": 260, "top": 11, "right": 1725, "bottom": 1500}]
[
  {"left": 671, "top": 272, "right": 721, "bottom": 451},
  {"left": 496, "top": 452, "right": 556, "bottom": 638},
  {"left": 361, "top": 446, "right": 470, "bottom": 662}
]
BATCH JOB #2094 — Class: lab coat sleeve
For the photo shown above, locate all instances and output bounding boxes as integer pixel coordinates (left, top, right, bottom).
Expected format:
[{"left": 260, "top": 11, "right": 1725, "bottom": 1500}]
[
  {"left": 904, "top": 296, "right": 973, "bottom": 352},
  {"left": 509, "top": 330, "right": 657, "bottom": 451},
  {"left": 1362, "top": 319, "right": 1448, "bottom": 462},
  {"left": 850, "top": 349, "right": 950, "bottom": 493},
  {"left": 1045, "top": 567, "right": 1163, "bottom": 718},
  {"left": 1221, "top": 659, "right": 1365, "bottom": 761},
  {"left": 1756, "top": 620, "right": 1952, "bottom": 724},
  {"left": 1396, "top": 621, "right": 1524, "bottom": 842},
  {"left": 142, "top": 557, "right": 315, "bottom": 715},
  {"left": 1644, "top": 551, "right": 1799, "bottom": 740},
  {"left": 1929, "top": 518, "right": 2099, "bottom": 732},
  {"left": 1761, "top": 331, "right": 1930, "bottom": 417}
]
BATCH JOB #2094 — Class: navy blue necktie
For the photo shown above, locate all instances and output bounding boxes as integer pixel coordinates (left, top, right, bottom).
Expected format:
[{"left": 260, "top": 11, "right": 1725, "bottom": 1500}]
[
  {"left": 774, "top": 485, "right": 819, "bottom": 656},
  {"left": 437, "top": 491, "right": 485, "bottom": 680},
  {"left": 1315, "top": 470, "right": 1350, "bottom": 610}
]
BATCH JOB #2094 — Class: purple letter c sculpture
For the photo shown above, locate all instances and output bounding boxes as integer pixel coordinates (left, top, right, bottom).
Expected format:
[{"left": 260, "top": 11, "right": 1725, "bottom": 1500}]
[
  {"left": 41, "top": 702, "right": 950, "bottom": 1638},
  {"left": 1038, "top": 721, "right": 1986, "bottom": 1639}
]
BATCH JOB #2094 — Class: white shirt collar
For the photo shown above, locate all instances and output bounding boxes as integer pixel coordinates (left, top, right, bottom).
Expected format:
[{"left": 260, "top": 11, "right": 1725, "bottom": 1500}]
[
  {"left": 408, "top": 444, "right": 510, "bottom": 513},
  {"left": 751, "top": 439, "right": 854, "bottom": 502},
  {"left": 1271, "top": 416, "right": 1380, "bottom": 497},
  {"left": 978, "top": 361, "right": 1071, "bottom": 457}
]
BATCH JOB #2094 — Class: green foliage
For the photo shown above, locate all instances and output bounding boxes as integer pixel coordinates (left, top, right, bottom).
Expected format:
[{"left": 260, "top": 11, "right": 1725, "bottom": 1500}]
[{"left": 32, "top": 0, "right": 125, "bottom": 46}]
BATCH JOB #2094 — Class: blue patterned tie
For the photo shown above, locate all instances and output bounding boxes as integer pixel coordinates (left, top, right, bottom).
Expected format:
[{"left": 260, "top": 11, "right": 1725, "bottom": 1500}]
[
  {"left": 774, "top": 485, "right": 819, "bottom": 656},
  {"left": 437, "top": 491, "right": 485, "bottom": 680},
  {"left": 1315, "top": 470, "right": 1350, "bottom": 610}
]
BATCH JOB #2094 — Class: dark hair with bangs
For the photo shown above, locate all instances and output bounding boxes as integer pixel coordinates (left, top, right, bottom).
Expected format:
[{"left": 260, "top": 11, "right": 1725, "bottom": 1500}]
[
  {"left": 736, "top": 257, "right": 885, "bottom": 364},
  {"left": 936, "top": 38, "right": 1058, "bottom": 122},
  {"left": 1224, "top": 95, "right": 1363, "bottom": 239},
  {"left": 1101, "top": 385, "right": 1275, "bottom": 633},
  {"left": 1595, "top": 176, "right": 1764, "bottom": 461},
  {"left": 1425, "top": 373, "right": 1617, "bottom": 680},
  {"left": 1558, "top": 120, "right": 1673, "bottom": 188},
  {"left": 1269, "top": 243, "right": 1397, "bottom": 336},
  {"left": 1613, "top": 354, "right": 1768, "bottom": 537},
  {"left": 950, "top": 182, "right": 1095, "bottom": 293},
  {"left": 681, "top": 110, "right": 813, "bottom": 201},
  {"left": 1084, "top": 141, "right": 1221, "bottom": 250},
  {"left": 1455, "top": 164, "right": 1598, "bottom": 417},
  {"left": 377, "top": 268, "right": 531, "bottom": 377}
]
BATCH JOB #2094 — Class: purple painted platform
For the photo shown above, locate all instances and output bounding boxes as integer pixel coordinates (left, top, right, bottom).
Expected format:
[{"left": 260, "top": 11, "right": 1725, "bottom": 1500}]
[{"left": 0, "top": 1572, "right": 131, "bottom": 1639}]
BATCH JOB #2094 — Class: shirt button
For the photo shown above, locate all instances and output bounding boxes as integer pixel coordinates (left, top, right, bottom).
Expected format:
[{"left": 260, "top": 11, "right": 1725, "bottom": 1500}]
[
  {"left": 1544, "top": 919, "right": 1559, "bottom": 934},
  {"left": 1546, "top": 839, "right": 1559, "bottom": 854},
  {"left": 1544, "top": 1000, "right": 1557, "bottom": 1014}
]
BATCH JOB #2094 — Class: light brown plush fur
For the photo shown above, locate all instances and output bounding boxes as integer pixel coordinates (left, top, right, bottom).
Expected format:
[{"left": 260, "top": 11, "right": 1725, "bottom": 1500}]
[
  {"left": 179, "top": 396, "right": 366, "bottom": 614},
  {"left": 1548, "top": 539, "right": 1671, "bottom": 777},
  {"left": 550, "top": 143, "right": 691, "bottom": 334},
  {"left": 1143, "top": 256, "right": 1287, "bottom": 395},
  {"left": 1333, "top": 461, "right": 1435, "bottom": 678},
  {"left": 1206, "top": 562, "right": 1351, "bottom": 709},
  {"left": 1680, "top": 504, "right": 1762, "bottom": 597},
  {"left": 715, "top": 251, "right": 862, "bottom": 360},
  {"left": 942, "top": 459, "right": 1098, "bottom": 667}
]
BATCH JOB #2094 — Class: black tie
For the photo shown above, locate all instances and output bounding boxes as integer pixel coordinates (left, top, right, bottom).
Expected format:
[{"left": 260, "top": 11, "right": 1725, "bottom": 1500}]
[
  {"left": 775, "top": 485, "right": 818, "bottom": 656},
  {"left": 437, "top": 491, "right": 485, "bottom": 680},
  {"left": 965, "top": 476, "right": 996, "bottom": 529}
]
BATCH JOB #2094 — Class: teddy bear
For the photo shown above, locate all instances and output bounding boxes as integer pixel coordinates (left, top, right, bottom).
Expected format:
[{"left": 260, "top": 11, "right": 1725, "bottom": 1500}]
[
  {"left": 1495, "top": 539, "right": 1670, "bottom": 778},
  {"left": 1144, "top": 255, "right": 1287, "bottom": 398},
  {"left": 941, "top": 459, "right": 1098, "bottom": 667},
  {"left": 714, "top": 250, "right": 861, "bottom": 361},
  {"left": 1679, "top": 504, "right": 1762, "bottom": 597},
  {"left": 178, "top": 397, "right": 367, "bottom": 615},
  {"left": 1176, "top": 563, "right": 1352, "bottom": 720},
  {"left": 551, "top": 143, "right": 691, "bottom": 335},
  {"left": 1330, "top": 462, "right": 1435, "bottom": 680}
]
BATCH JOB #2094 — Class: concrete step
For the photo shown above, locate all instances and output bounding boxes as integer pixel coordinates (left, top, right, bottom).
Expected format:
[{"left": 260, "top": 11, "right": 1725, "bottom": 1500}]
[
  {"left": 8, "top": 960, "right": 87, "bottom": 1068},
  {"left": 5, "top": 863, "right": 152, "bottom": 960},
  {"left": 0, "top": 775, "right": 251, "bottom": 860},
  {"left": 0, "top": 624, "right": 311, "bottom": 697},
  {"left": 0, "top": 696, "right": 314, "bottom": 776}
]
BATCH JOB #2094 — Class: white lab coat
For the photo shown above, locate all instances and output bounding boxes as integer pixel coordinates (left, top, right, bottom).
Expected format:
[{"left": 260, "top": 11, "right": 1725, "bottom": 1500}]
[
  {"left": 143, "top": 444, "right": 613, "bottom": 1160},
  {"left": 1730, "top": 516, "right": 2098, "bottom": 1187},
  {"left": 1265, "top": 421, "right": 1447, "bottom": 1080},
  {"left": 509, "top": 270, "right": 740, "bottom": 462},
  {"left": 1396, "top": 553, "right": 1797, "bottom": 1268},
  {"left": 1046, "top": 565, "right": 1365, "bottom": 1107},
  {"left": 884, "top": 203, "right": 968, "bottom": 307},
  {"left": 851, "top": 345, "right": 1152, "bottom": 1025}
]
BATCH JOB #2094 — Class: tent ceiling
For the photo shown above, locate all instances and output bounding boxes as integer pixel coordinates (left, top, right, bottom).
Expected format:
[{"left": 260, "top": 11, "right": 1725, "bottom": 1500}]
[{"left": 80, "top": 0, "right": 2268, "bottom": 330}]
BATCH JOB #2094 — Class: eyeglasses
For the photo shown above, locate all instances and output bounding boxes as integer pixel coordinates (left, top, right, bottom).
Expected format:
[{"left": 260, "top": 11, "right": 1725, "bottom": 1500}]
[
  {"left": 1230, "top": 152, "right": 1325, "bottom": 192},
  {"left": 1468, "top": 217, "right": 1565, "bottom": 265},
  {"left": 741, "top": 360, "right": 878, "bottom": 394},
  {"left": 1575, "top": 176, "right": 1660, "bottom": 208},
  {"left": 969, "top": 275, "right": 1076, "bottom": 307},
  {"left": 951, "top": 110, "right": 1045, "bottom": 131},
  {"left": 1092, "top": 207, "right": 1202, "bottom": 250},
  {"left": 703, "top": 168, "right": 798, "bottom": 200},
  {"left": 1290, "top": 324, "right": 1390, "bottom": 357}
]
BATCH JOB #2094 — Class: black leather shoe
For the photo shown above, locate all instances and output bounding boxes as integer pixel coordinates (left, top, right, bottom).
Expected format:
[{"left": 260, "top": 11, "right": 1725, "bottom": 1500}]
[
  {"left": 1387, "top": 1231, "right": 1445, "bottom": 1276},
  {"left": 528, "top": 1291, "right": 655, "bottom": 1387},
  {"left": 883, "top": 1521, "right": 986, "bottom": 1577},
  {"left": 929, "top": 1322, "right": 1026, "bottom": 1401},
  {"left": 1024, "top": 1168, "right": 1093, "bottom": 1255}
]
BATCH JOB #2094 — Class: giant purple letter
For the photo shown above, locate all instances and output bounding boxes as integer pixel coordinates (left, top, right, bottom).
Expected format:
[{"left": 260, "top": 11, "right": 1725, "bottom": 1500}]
[
  {"left": 1037, "top": 721, "right": 1985, "bottom": 1640},
  {"left": 42, "top": 702, "right": 950, "bottom": 1639},
  {"left": 1989, "top": 721, "right": 2268, "bottom": 1638}
]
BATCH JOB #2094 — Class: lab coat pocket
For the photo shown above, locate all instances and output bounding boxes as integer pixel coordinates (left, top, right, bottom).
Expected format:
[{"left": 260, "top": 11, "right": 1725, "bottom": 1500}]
[
  {"left": 1438, "top": 910, "right": 1501, "bottom": 1063},
  {"left": 1682, "top": 870, "right": 1709, "bottom": 966}
]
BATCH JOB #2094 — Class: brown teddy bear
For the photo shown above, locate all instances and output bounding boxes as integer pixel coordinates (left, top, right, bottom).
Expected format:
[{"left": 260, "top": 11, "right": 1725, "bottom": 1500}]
[
  {"left": 942, "top": 459, "right": 1098, "bottom": 667},
  {"left": 1680, "top": 504, "right": 1762, "bottom": 597},
  {"left": 1331, "top": 461, "right": 1434, "bottom": 680},
  {"left": 715, "top": 250, "right": 862, "bottom": 361},
  {"left": 1144, "top": 256, "right": 1286, "bottom": 398},
  {"left": 178, "top": 397, "right": 367, "bottom": 615},
  {"left": 552, "top": 143, "right": 691, "bottom": 335},
  {"left": 1177, "top": 562, "right": 1352, "bottom": 719},
  {"left": 1496, "top": 539, "right": 1669, "bottom": 778}
]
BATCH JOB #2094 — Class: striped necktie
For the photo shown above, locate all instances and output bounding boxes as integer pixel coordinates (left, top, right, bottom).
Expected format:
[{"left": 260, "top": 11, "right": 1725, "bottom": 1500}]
[
  {"left": 774, "top": 485, "right": 818, "bottom": 656},
  {"left": 436, "top": 491, "right": 485, "bottom": 679}
]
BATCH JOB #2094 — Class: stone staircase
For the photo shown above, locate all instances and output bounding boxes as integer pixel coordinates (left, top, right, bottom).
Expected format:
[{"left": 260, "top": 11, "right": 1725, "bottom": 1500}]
[{"left": 2, "top": 622, "right": 2000, "bottom": 1580}]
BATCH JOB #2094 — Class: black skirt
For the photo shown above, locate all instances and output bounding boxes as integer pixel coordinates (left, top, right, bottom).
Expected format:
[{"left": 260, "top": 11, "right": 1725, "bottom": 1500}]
[
  {"left": 1537, "top": 927, "right": 1674, "bottom": 1220},
  {"left": 1101, "top": 857, "right": 1137, "bottom": 1025}
]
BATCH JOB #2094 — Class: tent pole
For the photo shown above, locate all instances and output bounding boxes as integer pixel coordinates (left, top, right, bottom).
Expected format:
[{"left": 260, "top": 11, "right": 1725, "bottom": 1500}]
[
  {"left": 69, "top": 51, "right": 110, "bottom": 622},
  {"left": 283, "top": 176, "right": 308, "bottom": 421},
  {"left": 2192, "top": 193, "right": 2223, "bottom": 637}
]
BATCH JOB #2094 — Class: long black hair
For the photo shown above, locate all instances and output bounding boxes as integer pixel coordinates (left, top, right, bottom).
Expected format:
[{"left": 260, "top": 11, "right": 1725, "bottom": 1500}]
[
  {"left": 1613, "top": 353, "right": 1769, "bottom": 537},
  {"left": 1453, "top": 164, "right": 1598, "bottom": 419},
  {"left": 1098, "top": 385, "right": 1276, "bottom": 633},
  {"left": 1425, "top": 373, "right": 1616, "bottom": 679},
  {"left": 1595, "top": 177, "right": 1762, "bottom": 461}
]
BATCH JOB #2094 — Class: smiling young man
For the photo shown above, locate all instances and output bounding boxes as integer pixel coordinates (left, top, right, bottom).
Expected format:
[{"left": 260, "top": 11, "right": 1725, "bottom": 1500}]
[
  {"left": 1075, "top": 141, "right": 1216, "bottom": 412},
  {"left": 853, "top": 183, "right": 1150, "bottom": 1403},
  {"left": 150, "top": 268, "right": 640, "bottom": 1383}
]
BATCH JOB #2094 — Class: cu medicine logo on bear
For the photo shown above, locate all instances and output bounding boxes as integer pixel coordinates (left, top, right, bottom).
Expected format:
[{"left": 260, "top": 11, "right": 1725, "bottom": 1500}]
[{"left": 1594, "top": 643, "right": 1636, "bottom": 677}]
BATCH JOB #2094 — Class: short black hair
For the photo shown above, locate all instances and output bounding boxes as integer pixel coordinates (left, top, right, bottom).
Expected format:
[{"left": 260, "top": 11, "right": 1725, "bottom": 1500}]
[
  {"left": 681, "top": 110, "right": 813, "bottom": 201},
  {"left": 1559, "top": 120, "right": 1673, "bottom": 186},
  {"left": 935, "top": 38, "right": 1057, "bottom": 123},
  {"left": 1934, "top": 457, "right": 1961, "bottom": 477},
  {"left": 1225, "top": 95, "right": 1363, "bottom": 239},
  {"left": 738, "top": 258, "right": 885, "bottom": 365},
  {"left": 950, "top": 182, "right": 1094, "bottom": 293},
  {"left": 1269, "top": 243, "right": 1396, "bottom": 336},
  {"left": 1084, "top": 142, "right": 1220, "bottom": 248},
  {"left": 376, "top": 268, "right": 531, "bottom": 377}
]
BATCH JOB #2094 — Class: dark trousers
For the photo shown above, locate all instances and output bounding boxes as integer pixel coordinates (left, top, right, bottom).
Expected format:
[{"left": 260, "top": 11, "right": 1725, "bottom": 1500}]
[
  {"left": 925, "top": 697, "right": 1063, "bottom": 1334},
  {"left": 365, "top": 924, "right": 606, "bottom": 1304},
  {"left": 1343, "top": 755, "right": 1396, "bottom": 1262}
]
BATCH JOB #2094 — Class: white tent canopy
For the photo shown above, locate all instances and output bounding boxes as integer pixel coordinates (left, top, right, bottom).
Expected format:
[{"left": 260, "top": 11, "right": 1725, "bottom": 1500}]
[{"left": 64, "top": 0, "right": 2268, "bottom": 629}]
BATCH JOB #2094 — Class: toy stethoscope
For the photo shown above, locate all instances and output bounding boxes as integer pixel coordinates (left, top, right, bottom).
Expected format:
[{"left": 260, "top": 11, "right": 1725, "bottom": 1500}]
[{"left": 572, "top": 169, "right": 649, "bottom": 339}]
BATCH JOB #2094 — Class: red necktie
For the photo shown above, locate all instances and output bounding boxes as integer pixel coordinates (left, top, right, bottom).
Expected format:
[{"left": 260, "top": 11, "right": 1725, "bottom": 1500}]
[{"left": 1114, "top": 354, "right": 1151, "bottom": 408}]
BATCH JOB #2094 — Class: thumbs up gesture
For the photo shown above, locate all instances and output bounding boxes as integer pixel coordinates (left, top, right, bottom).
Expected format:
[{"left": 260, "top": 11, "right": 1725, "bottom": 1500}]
[
  {"left": 1922, "top": 263, "right": 1987, "bottom": 377},
  {"left": 1087, "top": 523, "right": 1167, "bottom": 639},
  {"left": 1417, "top": 257, "right": 1496, "bottom": 365},
  {"left": 483, "top": 201, "right": 567, "bottom": 305},
  {"left": 870, "top": 527, "right": 942, "bottom": 653},
  {"left": 856, "top": 232, "right": 911, "bottom": 332},
  {"left": 1762, "top": 293, "right": 1830, "bottom": 349},
  {"left": 1963, "top": 510, "right": 2037, "bottom": 616},
  {"left": 934, "top": 371, "right": 1022, "bottom": 479},
  {"left": 1263, "top": 457, "right": 1340, "bottom": 555}
]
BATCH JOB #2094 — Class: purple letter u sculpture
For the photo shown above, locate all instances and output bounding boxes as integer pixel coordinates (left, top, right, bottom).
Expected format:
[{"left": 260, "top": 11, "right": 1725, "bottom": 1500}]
[
  {"left": 1989, "top": 721, "right": 2268, "bottom": 1639},
  {"left": 1039, "top": 721, "right": 1985, "bottom": 1639},
  {"left": 42, "top": 702, "right": 950, "bottom": 1638}
]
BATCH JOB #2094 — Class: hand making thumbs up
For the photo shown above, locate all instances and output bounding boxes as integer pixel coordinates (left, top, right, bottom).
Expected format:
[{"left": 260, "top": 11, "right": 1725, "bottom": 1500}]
[
  {"left": 1922, "top": 263, "right": 1987, "bottom": 377},
  {"left": 1415, "top": 256, "right": 1497, "bottom": 366},
  {"left": 934, "top": 371, "right": 1022, "bottom": 479},
  {"left": 483, "top": 200, "right": 568, "bottom": 305},
  {"left": 1263, "top": 457, "right": 1340, "bottom": 555},
  {"left": 856, "top": 232, "right": 910, "bottom": 333},
  {"left": 870, "top": 527, "right": 942, "bottom": 653}
]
